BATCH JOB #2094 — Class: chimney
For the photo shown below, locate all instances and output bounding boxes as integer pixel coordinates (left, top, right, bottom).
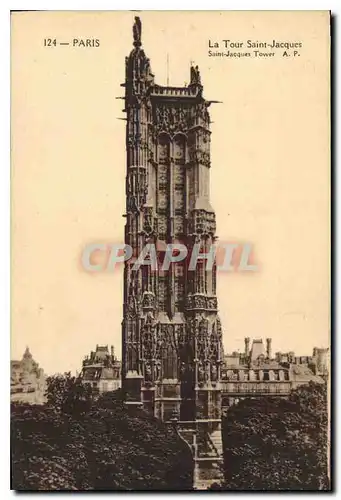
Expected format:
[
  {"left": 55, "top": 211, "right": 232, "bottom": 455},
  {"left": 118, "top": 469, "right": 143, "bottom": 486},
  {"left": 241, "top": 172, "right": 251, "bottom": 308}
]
[
  {"left": 266, "top": 338, "right": 272, "bottom": 359},
  {"left": 244, "top": 337, "right": 250, "bottom": 357},
  {"left": 111, "top": 345, "right": 114, "bottom": 358}
]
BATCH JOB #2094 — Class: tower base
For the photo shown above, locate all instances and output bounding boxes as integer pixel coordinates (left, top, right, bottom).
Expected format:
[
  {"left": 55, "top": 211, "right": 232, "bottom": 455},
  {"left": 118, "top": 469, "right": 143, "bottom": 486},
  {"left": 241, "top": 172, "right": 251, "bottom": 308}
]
[{"left": 172, "top": 419, "right": 224, "bottom": 490}]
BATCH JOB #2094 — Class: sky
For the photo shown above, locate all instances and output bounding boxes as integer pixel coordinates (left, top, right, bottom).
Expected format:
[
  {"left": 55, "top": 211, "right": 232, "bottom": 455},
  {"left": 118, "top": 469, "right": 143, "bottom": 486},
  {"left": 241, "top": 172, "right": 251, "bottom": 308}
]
[{"left": 11, "top": 11, "right": 330, "bottom": 374}]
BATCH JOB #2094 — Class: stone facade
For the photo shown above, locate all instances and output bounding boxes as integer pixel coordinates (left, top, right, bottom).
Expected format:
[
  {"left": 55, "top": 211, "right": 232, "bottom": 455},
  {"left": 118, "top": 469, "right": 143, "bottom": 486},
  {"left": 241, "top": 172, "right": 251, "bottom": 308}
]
[
  {"left": 11, "top": 347, "right": 46, "bottom": 404},
  {"left": 221, "top": 338, "right": 327, "bottom": 411},
  {"left": 121, "top": 17, "right": 223, "bottom": 489},
  {"left": 80, "top": 345, "right": 121, "bottom": 393}
]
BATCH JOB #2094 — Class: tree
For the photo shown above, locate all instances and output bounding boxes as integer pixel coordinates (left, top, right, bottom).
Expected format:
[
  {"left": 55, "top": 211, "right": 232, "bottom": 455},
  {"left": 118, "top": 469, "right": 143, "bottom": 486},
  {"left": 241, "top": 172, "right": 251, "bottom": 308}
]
[
  {"left": 220, "top": 382, "right": 330, "bottom": 491},
  {"left": 45, "top": 372, "right": 93, "bottom": 415},
  {"left": 11, "top": 374, "right": 193, "bottom": 490}
]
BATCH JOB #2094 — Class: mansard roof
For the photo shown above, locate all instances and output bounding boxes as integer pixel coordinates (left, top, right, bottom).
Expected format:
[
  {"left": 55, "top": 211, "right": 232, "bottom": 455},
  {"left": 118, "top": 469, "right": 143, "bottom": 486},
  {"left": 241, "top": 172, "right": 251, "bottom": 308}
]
[{"left": 81, "top": 365, "right": 120, "bottom": 381}]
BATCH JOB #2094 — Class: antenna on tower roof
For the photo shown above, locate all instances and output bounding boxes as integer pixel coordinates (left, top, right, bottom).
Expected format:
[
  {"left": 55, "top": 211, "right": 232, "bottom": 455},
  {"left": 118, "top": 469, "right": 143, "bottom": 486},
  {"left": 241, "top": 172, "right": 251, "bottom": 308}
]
[{"left": 166, "top": 53, "right": 169, "bottom": 86}]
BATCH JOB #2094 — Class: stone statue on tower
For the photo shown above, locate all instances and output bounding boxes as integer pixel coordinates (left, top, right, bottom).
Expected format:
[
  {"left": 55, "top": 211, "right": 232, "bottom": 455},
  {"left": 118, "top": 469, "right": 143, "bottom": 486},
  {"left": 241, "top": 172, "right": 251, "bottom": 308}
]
[{"left": 133, "top": 16, "right": 142, "bottom": 46}]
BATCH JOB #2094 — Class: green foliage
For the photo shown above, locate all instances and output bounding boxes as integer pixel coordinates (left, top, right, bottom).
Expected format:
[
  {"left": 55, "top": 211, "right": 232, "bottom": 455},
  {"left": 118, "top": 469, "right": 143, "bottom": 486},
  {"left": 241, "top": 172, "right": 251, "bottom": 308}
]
[
  {"left": 45, "top": 372, "right": 93, "bottom": 415},
  {"left": 220, "top": 382, "right": 330, "bottom": 491},
  {"left": 11, "top": 375, "right": 193, "bottom": 491}
]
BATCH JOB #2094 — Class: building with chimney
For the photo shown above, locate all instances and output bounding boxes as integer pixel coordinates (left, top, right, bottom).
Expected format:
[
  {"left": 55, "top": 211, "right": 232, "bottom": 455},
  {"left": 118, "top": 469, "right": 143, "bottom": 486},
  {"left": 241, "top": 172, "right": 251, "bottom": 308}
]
[
  {"left": 221, "top": 338, "right": 327, "bottom": 410},
  {"left": 80, "top": 345, "right": 121, "bottom": 393}
]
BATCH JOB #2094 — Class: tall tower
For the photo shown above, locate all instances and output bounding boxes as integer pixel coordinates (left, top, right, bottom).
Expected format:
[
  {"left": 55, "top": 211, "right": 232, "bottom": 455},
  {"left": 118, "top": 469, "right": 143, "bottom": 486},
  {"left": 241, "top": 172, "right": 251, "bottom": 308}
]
[{"left": 121, "top": 17, "right": 223, "bottom": 488}]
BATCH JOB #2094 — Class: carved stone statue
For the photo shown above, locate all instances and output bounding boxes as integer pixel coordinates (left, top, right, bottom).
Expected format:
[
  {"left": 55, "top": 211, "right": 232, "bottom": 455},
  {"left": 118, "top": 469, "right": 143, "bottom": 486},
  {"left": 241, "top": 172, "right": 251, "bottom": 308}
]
[
  {"left": 145, "top": 363, "right": 152, "bottom": 382},
  {"left": 133, "top": 16, "right": 142, "bottom": 46},
  {"left": 190, "top": 65, "right": 201, "bottom": 85},
  {"left": 198, "top": 362, "right": 205, "bottom": 382}
]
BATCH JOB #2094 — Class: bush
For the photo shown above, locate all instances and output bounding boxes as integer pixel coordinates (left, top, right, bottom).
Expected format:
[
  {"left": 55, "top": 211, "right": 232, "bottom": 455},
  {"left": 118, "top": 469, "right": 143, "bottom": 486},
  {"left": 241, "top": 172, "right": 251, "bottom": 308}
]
[
  {"left": 11, "top": 375, "right": 193, "bottom": 491},
  {"left": 221, "top": 382, "right": 330, "bottom": 490}
]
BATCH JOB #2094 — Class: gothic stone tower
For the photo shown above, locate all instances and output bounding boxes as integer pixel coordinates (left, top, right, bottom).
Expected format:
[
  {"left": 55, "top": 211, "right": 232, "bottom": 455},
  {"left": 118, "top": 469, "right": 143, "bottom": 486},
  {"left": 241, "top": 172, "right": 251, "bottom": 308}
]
[{"left": 121, "top": 17, "right": 223, "bottom": 488}]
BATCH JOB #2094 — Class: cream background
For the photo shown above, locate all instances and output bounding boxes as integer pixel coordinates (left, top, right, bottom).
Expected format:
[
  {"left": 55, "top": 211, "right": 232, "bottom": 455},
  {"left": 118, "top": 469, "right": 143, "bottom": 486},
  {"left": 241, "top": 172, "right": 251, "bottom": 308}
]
[{"left": 11, "top": 11, "right": 330, "bottom": 374}]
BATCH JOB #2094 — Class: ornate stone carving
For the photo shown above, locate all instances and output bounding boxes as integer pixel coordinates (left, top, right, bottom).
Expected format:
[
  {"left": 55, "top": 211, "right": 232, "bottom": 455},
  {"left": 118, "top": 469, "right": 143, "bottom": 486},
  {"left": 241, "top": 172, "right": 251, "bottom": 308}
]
[
  {"left": 195, "top": 102, "right": 210, "bottom": 125},
  {"left": 207, "top": 297, "right": 218, "bottom": 310},
  {"left": 155, "top": 105, "right": 193, "bottom": 134},
  {"left": 174, "top": 216, "right": 184, "bottom": 235},
  {"left": 189, "top": 209, "right": 216, "bottom": 237},
  {"left": 158, "top": 191, "right": 167, "bottom": 210},
  {"left": 145, "top": 362, "right": 152, "bottom": 381},
  {"left": 157, "top": 215, "right": 167, "bottom": 237},
  {"left": 126, "top": 294, "right": 138, "bottom": 318},
  {"left": 174, "top": 190, "right": 184, "bottom": 210},
  {"left": 158, "top": 277, "right": 167, "bottom": 308},
  {"left": 198, "top": 362, "right": 205, "bottom": 383},
  {"left": 142, "top": 291, "right": 155, "bottom": 310},
  {"left": 174, "top": 164, "right": 185, "bottom": 185},
  {"left": 185, "top": 294, "right": 218, "bottom": 311},
  {"left": 126, "top": 167, "right": 148, "bottom": 212},
  {"left": 154, "top": 326, "right": 164, "bottom": 360},
  {"left": 133, "top": 17, "right": 142, "bottom": 46},
  {"left": 188, "top": 148, "right": 210, "bottom": 167},
  {"left": 142, "top": 206, "right": 154, "bottom": 236},
  {"left": 158, "top": 164, "right": 168, "bottom": 183},
  {"left": 190, "top": 65, "right": 201, "bottom": 86},
  {"left": 211, "top": 364, "right": 218, "bottom": 382},
  {"left": 127, "top": 195, "right": 139, "bottom": 214}
]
